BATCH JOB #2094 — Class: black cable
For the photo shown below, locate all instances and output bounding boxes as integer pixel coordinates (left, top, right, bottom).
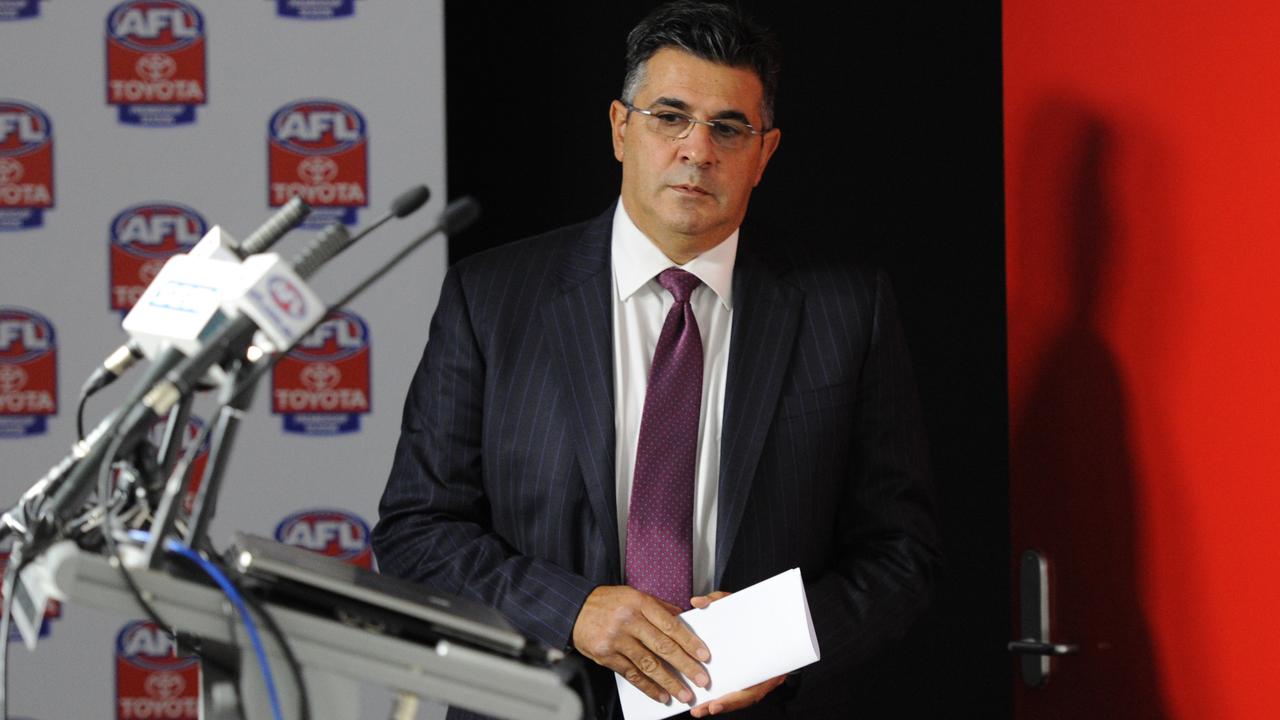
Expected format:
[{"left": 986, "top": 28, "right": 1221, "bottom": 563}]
[
  {"left": 75, "top": 389, "right": 89, "bottom": 443},
  {"left": 148, "top": 389, "right": 310, "bottom": 718},
  {"left": 111, "top": 421, "right": 308, "bottom": 718},
  {"left": 164, "top": 542, "right": 284, "bottom": 720},
  {"left": 91, "top": 441, "right": 247, "bottom": 689},
  {"left": 0, "top": 553, "right": 24, "bottom": 720},
  {"left": 96, "top": 432, "right": 173, "bottom": 636},
  {"left": 228, "top": 572, "right": 311, "bottom": 720}
]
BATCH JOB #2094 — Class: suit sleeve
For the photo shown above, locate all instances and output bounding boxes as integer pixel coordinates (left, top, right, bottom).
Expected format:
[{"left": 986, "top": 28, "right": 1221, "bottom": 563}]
[
  {"left": 803, "top": 268, "right": 942, "bottom": 688},
  {"left": 371, "top": 265, "right": 597, "bottom": 650}
]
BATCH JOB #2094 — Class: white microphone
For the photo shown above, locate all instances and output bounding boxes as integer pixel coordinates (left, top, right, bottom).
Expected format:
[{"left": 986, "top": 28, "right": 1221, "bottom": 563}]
[
  {"left": 32, "top": 186, "right": 434, "bottom": 534},
  {"left": 82, "top": 198, "right": 312, "bottom": 396},
  {"left": 125, "top": 226, "right": 351, "bottom": 436},
  {"left": 35, "top": 224, "right": 347, "bottom": 533}
]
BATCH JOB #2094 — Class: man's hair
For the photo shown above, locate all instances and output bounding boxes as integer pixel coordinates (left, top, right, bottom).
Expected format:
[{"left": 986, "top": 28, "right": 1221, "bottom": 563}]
[{"left": 622, "top": 1, "right": 781, "bottom": 130}]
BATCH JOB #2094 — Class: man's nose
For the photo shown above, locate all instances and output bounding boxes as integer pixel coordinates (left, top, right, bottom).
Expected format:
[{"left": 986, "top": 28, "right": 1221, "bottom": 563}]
[{"left": 677, "top": 122, "right": 718, "bottom": 166}]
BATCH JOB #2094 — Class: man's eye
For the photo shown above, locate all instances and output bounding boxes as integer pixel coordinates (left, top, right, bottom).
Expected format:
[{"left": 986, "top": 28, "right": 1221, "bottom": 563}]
[
  {"left": 654, "top": 111, "right": 689, "bottom": 126},
  {"left": 712, "top": 122, "right": 747, "bottom": 138}
]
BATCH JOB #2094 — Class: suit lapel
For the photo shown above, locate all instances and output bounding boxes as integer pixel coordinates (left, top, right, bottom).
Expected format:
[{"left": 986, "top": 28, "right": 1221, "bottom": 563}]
[
  {"left": 715, "top": 236, "right": 803, "bottom": 587},
  {"left": 540, "top": 209, "right": 621, "bottom": 581}
]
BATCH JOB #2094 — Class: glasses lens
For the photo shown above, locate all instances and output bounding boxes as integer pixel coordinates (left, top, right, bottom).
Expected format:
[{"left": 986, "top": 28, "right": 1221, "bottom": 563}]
[
  {"left": 638, "top": 106, "right": 756, "bottom": 149},
  {"left": 646, "top": 110, "right": 694, "bottom": 138},
  {"left": 709, "top": 120, "right": 751, "bottom": 149}
]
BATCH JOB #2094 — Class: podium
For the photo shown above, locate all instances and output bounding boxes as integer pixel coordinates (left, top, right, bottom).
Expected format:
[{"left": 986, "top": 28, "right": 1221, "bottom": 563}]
[{"left": 29, "top": 541, "right": 583, "bottom": 720}]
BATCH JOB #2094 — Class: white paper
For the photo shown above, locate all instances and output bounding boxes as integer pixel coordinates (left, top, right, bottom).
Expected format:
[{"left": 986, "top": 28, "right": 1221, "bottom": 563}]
[{"left": 616, "top": 568, "right": 821, "bottom": 720}]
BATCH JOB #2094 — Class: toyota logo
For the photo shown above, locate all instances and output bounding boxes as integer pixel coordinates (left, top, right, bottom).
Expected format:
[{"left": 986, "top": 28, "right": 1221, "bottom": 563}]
[
  {"left": 0, "top": 158, "right": 22, "bottom": 186},
  {"left": 135, "top": 53, "right": 178, "bottom": 82},
  {"left": 0, "top": 365, "right": 27, "bottom": 393},
  {"left": 138, "top": 259, "right": 165, "bottom": 285},
  {"left": 297, "top": 156, "right": 339, "bottom": 186},
  {"left": 300, "top": 362, "right": 341, "bottom": 391},
  {"left": 143, "top": 671, "right": 186, "bottom": 699}
]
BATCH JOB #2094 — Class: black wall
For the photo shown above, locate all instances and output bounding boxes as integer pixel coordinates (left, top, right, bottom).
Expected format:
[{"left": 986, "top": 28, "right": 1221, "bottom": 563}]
[{"left": 444, "top": 3, "right": 1009, "bottom": 716}]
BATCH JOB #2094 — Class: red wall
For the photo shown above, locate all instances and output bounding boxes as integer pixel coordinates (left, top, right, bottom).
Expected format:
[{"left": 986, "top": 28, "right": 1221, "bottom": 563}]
[{"left": 1005, "top": 2, "right": 1280, "bottom": 717}]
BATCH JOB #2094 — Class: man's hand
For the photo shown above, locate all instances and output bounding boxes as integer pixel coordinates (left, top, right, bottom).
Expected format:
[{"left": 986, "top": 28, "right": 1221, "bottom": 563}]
[
  {"left": 571, "top": 585, "right": 711, "bottom": 706},
  {"left": 687, "top": 591, "right": 787, "bottom": 718}
]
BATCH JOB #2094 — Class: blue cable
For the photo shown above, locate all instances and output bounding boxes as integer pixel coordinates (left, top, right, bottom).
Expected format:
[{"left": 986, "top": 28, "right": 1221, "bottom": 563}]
[{"left": 161, "top": 538, "right": 285, "bottom": 720}]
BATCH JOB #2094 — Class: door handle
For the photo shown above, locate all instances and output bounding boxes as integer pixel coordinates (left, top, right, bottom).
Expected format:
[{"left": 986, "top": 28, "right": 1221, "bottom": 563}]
[
  {"left": 1010, "top": 550, "right": 1077, "bottom": 687},
  {"left": 1008, "top": 640, "right": 1078, "bottom": 656}
]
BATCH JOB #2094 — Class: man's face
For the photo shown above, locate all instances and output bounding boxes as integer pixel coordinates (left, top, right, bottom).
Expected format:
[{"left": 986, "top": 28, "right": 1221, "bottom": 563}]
[{"left": 610, "top": 47, "right": 781, "bottom": 262}]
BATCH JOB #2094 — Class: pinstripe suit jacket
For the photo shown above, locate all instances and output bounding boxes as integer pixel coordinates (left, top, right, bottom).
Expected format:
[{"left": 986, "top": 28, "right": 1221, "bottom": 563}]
[{"left": 373, "top": 205, "right": 940, "bottom": 719}]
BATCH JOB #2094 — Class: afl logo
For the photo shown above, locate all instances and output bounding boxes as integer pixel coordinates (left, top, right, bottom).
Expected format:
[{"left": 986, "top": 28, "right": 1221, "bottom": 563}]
[
  {"left": 0, "top": 101, "right": 50, "bottom": 156},
  {"left": 0, "top": 100, "right": 53, "bottom": 230},
  {"left": 109, "top": 202, "right": 207, "bottom": 313},
  {"left": 0, "top": 307, "right": 57, "bottom": 436},
  {"left": 272, "top": 310, "right": 371, "bottom": 435},
  {"left": 107, "top": 1, "right": 203, "bottom": 52},
  {"left": 275, "top": 509, "right": 373, "bottom": 569},
  {"left": 0, "top": 308, "right": 53, "bottom": 364},
  {"left": 110, "top": 203, "right": 205, "bottom": 258},
  {"left": 269, "top": 99, "right": 365, "bottom": 154},
  {"left": 290, "top": 309, "right": 367, "bottom": 361},
  {"left": 115, "top": 620, "right": 200, "bottom": 720},
  {"left": 268, "top": 99, "right": 368, "bottom": 224},
  {"left": 106, "top": 1, "right": 208, "bottom": 126},
  {"left": 115, "top": 621, "right": 198, "bottom": 672}
]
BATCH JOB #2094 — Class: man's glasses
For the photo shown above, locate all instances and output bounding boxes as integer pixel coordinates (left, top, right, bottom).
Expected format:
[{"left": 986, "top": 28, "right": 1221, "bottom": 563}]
[{"left": 623, "top": 102, "right": 766, "bottom": 150}]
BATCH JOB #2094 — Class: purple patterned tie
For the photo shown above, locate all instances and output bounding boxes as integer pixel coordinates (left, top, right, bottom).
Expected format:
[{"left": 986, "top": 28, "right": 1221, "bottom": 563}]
[{"left": 626, "top": 267, "right": 703, "bottom": 610}]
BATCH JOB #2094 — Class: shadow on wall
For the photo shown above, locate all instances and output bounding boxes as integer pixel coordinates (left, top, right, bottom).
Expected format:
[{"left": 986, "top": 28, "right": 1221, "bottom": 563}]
[{"left": 1008, "top": 100, "right": 1167, "bottom": 719}]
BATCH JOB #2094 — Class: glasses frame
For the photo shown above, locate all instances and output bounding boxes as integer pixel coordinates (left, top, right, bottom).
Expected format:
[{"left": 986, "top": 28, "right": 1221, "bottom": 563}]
[{"left": 622, "top": 101, "right": 768, "bottom": 149}]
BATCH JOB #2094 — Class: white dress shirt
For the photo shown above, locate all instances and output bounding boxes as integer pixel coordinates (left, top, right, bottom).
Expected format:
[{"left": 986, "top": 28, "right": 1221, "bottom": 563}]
[{"left": 611, "top": 200, "right": 736, "bottom": 598}]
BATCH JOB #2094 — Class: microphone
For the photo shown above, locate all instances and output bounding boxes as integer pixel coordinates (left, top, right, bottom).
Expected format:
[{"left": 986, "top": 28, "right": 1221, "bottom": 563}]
[
  {"left": 240, "top": 196, "right": 311, "bottom": 256},
  {"left": 1, "top": 408, "right": 121, "bottom": 542},
  {"left": 326, "top": 196, "right": 481, "bottom": 313},
  {"left": 441, "top": 196, "right": 481, "bottom": 234},
  {"left": 125, "top": 223, "right": 353, "bottom": 429},
  {"left": 29, "top": 345, "right": 190, "bottom": 537},
  {"left": 310, "top": 183, "right": 431, "bottom": 270},
  {"left": 30, "top": 233, "right": 343, "bottom": 535},
  {"left": 135, "top": 187, "right": 438, "bottom": 421},
  {"left": 83, "top": 198, "right": 313, "bottom": 397},
  {"left": 28, "top": 187, "right": 437, "bottom": 542},
  {"left": 391, "top": 185, "right": 431, "bottom": 218}
]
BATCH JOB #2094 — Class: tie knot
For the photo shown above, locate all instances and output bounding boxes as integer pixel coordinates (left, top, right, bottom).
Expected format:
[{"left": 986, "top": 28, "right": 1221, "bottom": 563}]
[{"left": 657, "top": 268, "right": 701, "bottom": 304}]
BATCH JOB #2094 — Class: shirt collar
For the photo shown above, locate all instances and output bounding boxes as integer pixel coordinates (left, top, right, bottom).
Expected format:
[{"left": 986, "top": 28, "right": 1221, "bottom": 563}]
[{"left": 611, "top": 199, "right": 737, "bottom": 310}]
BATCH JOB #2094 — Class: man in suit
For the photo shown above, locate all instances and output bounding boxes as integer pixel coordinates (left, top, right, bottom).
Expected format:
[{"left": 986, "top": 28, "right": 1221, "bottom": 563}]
[{"left": 373, "top": 3, "right": 940, "bottom": 718}]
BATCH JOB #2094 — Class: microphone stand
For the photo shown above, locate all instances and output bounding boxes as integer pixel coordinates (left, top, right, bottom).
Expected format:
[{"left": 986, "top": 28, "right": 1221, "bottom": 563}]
[
  {"left": 2, "top": 195, "right": 481, "bottom": 720},
  {"left": 138, "top": 189, "right": 443, "bottom": 566},
  {"left": 153, "top": 390, "right": 194, "bottom": 482},
  {"left": 185, "top": 347, "right": 259, "bottom": 554},
  {"left": 143, "top": 328, "right": 258, "bottom": 570}
]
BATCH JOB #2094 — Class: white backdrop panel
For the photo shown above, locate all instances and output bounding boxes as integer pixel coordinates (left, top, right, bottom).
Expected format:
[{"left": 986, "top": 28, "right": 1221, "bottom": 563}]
[{"left": 0, "top": 2, "right": 449, "bottom": 717}]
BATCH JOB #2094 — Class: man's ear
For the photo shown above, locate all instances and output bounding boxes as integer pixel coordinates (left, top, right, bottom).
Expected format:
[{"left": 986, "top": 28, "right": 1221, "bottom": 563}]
[
  {"left": 753, "top": 128, "right": 782, "bottom": 186},
  {"left": 610, "top": 100, "right": 629, "bottom": 162}
]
